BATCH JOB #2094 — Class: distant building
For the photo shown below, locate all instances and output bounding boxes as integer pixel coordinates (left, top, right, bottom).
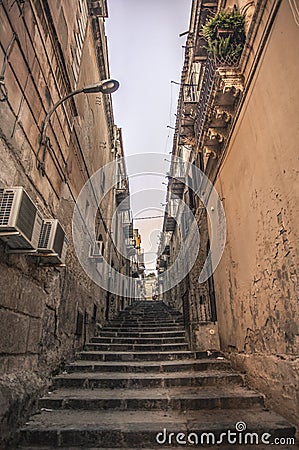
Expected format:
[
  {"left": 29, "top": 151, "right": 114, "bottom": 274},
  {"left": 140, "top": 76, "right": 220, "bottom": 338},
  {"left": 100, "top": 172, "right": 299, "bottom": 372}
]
[{"left": 144, "top": 274, "right": 158, "bottom": 301}]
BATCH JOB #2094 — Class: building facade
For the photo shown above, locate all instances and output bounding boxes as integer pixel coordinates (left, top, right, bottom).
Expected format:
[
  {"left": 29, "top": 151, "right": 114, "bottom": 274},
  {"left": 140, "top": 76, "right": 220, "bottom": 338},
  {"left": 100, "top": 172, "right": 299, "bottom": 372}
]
[
  {"left": 0, "top": 0, "right": 133, "bottom": 442},
  {"left": 160, "top": 0, "right": 299, "bottom": 428}
]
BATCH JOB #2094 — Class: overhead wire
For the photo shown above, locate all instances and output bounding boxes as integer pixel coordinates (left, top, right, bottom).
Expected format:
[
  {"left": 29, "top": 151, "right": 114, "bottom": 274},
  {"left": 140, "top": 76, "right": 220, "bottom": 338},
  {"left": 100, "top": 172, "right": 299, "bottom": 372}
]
[{"left": 288, "top": 0, "right": 299, "bottom": 26}]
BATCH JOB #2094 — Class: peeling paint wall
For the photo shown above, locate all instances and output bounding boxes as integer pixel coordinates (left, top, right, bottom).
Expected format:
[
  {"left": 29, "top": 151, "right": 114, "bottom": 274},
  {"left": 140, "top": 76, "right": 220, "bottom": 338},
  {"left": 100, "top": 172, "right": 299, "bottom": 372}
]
[{"left": 213, "top": 0, "right": 299, "bottom": 427}]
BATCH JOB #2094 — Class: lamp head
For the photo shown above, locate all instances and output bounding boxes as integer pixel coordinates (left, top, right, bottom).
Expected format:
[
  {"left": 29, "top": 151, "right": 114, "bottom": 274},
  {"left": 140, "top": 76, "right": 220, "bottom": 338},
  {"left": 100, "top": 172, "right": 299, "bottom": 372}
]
[{"left": 83, "top": 79, "right": 120, "bottom": 95}]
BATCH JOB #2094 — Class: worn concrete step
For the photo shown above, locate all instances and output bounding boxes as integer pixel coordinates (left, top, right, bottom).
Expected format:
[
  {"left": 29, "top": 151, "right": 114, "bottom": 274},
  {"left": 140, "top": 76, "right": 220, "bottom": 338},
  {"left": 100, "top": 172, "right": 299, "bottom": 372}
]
[
  {"left": 109, "top": 319, "right": 184, "bottom": 326},
  {"left": 85, "top": 342, "right": 189, "bottom": 352},
  {"left": 91, "top": 336, "right": 186, "bottom": 345},
  {"left": 18, "top": 409, "right": 296, "bottom": 448},
  {"left": 65, "top": 358, "right": 230, "bottom": 374},
  {"left": 99, "top": 330, "right": 186, "bottom": 338},
  {"left": 110, "top": 315, "right": 183, "bottom": 320},
  {"left": 78, "top": 350, "right": 199, "bottom": 362},
  {"left": 102, "top": 325, "right": 185, "bottom": 332},
  {"left": 120, "top": 314, "right": 182, "bottom": 320},
  {"left": 106, "top": 324, "right": 184, "bottom": 331},
  {"left": 120, "top": 310, "right": 182, "bottom": 316},
  {"left": 38, "top": 386, "right": 264, "bottom": 411},
  {"left": 52, "top": 370, "right": 243, "bottom": 389},
  {"left": 118, "top": 309, "right": 182, "bottom": 319}
]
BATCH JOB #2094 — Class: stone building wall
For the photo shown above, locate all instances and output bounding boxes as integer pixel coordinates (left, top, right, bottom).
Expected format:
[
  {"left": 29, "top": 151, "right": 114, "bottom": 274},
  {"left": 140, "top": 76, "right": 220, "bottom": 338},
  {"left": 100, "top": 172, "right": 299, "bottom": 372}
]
[
  {"left": 213, "top": 0, "right": 299, "bottom": 427},
  {"left": 0, "top": 0, "right": 125, "bottom": 443},
  {"left": 162, "top": 0, "right": 298, "bottom": 430}
]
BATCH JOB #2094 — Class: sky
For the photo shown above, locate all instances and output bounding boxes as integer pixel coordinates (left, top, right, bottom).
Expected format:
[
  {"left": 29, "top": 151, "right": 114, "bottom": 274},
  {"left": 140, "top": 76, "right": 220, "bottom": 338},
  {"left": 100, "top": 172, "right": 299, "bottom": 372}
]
[{"left": 105, "top": 0, "right": 192, "bottom": 271}]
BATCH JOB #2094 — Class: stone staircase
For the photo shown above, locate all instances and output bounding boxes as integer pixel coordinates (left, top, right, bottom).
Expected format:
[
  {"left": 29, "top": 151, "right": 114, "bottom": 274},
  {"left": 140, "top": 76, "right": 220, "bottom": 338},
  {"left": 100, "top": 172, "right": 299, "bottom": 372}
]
[{"left": 17, "top": 301, "right": 296, "bottom": 449}]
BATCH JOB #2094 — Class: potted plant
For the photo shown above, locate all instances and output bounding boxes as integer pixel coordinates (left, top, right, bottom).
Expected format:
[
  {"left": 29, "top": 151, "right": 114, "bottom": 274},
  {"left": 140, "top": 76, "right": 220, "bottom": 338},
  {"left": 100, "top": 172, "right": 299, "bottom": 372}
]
[{"left": 202, "top": 8, "right": 246, "bottom": 66}]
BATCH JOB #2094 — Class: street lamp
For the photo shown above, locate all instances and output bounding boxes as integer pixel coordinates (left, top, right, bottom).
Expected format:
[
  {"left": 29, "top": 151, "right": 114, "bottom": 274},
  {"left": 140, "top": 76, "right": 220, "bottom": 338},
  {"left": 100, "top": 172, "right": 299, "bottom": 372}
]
[{"left": 37, "top": 78, "right": 120, "bottom": 173}]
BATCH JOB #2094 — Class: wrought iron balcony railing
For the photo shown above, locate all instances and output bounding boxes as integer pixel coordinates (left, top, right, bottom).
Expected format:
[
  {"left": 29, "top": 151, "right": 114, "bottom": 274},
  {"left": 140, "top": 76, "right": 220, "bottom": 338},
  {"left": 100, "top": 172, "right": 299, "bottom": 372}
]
[
  {"left": 195, "top": 55, "right": 245, "bottom": 165},
  {"left": 196, "top": 57, "right": 217, "bottom": 144}
]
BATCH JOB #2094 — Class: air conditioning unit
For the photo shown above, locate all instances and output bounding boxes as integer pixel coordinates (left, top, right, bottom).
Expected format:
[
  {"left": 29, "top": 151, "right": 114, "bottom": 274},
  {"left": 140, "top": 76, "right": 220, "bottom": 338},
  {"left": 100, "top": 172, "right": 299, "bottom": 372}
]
[
  {"left": 127, "top": 245, "right": 136, "bottom": 258},
  {"left": 0, "top": 187, "right": 42, "bottom": 250},
  {"left": 89, "top": 240, "right": 104, "bottom": 261},
  {"left": 38, "top": 219, "right": 68, "bottom": 264}
]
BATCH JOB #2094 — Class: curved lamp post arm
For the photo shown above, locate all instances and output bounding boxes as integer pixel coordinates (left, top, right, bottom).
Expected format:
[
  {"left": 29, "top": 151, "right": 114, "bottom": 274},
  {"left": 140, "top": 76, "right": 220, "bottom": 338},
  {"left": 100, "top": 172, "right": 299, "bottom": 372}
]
[
  {"left": 37, "top": 78, "right": 119, "bottom": 173},
  {"left": 40, "top": 87, "right": 84, "bottom": 146}
]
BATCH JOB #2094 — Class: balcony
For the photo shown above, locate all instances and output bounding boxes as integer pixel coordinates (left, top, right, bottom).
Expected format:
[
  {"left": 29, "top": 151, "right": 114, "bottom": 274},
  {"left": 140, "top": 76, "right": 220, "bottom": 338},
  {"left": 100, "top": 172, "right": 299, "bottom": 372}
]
[
  {"left": 115, "top": 187, "right": 130, "bottom": 211},
  {"left": 123, "top": 222, "right": 133, "bottom": 239},
  {"left": 159, "top": 256, "right": 168, "bottom": 269},
  {"left": 195, "top": 57, "right": 244, "bottom": 170},
  {"left": 165, "top": 215, "right": 176, "bottom": 232},
  {"left": 167, "top": 161, "right": 187, "bottom": 199},
  {"left": 162, "top": 245, "right": 170, "bottom": 256},
  {"left": 88, "top": 0, "right": 108, "bottom": 18},
  {"left": 126, "top": 244, "right": 136, "bottom": 258},
  {"left": 193, "top": 0, "right": 218, "bottom": 62},
  {"left": 178, "top": 86, "right": 198, "bottom": 147}
]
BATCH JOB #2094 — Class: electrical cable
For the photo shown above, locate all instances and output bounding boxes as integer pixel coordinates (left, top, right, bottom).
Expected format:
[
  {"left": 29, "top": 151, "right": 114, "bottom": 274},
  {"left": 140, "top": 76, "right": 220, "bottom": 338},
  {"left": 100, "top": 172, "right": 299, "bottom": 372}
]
[
  {"left": 134, "top": 215, "right": 164, "bottom": 220},
  {"left": 288, "top": 0, "right": 299, "bottom": 26}
]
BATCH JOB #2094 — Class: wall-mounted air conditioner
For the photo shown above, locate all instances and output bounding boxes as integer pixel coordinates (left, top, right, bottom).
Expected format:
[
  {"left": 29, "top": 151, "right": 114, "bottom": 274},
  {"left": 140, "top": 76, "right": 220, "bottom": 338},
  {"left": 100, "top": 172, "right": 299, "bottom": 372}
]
[
  {"left": 38, "top": 219, "right": 68, "bottom": 265},
  {"left": 89, "top": 240, "right": 104, "bottom": 261},
  {"left": 0, "top": 187, "right": 42, "bottom": 251},
  {"left": 127, "top": 245, "right": 136, "bottom": 258}
]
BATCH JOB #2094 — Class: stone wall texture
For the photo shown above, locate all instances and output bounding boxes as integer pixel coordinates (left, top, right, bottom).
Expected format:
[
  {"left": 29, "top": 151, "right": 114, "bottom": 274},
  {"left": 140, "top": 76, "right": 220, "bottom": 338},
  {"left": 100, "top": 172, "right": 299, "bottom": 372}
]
[{"left": 0, "top": 0, "right": 126, "bottom": 444}]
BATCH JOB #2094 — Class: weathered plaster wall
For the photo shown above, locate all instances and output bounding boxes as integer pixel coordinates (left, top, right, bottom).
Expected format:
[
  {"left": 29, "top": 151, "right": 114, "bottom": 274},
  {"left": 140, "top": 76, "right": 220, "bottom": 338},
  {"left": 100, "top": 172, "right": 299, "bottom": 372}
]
[{"left": 213, "top": 0, "right": 299, "bottom": 427}]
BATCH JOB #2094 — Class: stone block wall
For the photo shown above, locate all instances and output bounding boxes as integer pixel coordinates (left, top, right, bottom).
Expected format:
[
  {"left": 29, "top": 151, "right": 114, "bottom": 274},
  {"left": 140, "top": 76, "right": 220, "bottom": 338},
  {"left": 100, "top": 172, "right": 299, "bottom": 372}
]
[{"left": 0, "top": 0, "right": 124, "bottom": 444}]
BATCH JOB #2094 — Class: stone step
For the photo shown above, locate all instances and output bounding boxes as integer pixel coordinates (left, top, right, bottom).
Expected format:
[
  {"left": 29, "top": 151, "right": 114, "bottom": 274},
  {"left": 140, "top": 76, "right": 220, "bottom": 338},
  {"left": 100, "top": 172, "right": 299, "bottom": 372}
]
[
  {"left": 52, "top": 370, "right": 243, "bottom": 389},
  {"left": 91, "top": 336, "right": 187, "bottom": 344},
  {"left": 84, "top": 342, "right": 189, "bottom": 352},
  {"left": 65, "top": 358, "right": 230, "bottom": 373},
  {"left": 118, "top": 310, "right": 183, "bottom": 318},
  {"left": 107, "top": 324, "right": 184, "bottom": 330},
  {"left": 78, "top": 350, "right": 199, "bottom": 361},
  {"left": 18, "top": 409, "right": 296, "bottom": 448},
  {"left": 109, "top": 319, "right": 184, "bottom": 325},
  {"left": 15, "top": 302, "right": 297, "bottom": 449},
  {"left": 99, "top": 330, "right": 186, "bottom": 338},
  {"left": 118, "top": 316, "right": 183, "bottom": 321},
  {"left": 111, "top": 314, "right": 183, "bottom": 319},
  {"left": 121, "top": 312, "right": 177, "bottom": 316},
  {"left": 101, "top": 326, "right": 185, "bottom": 333},
  {"left": 38, "top": 386, "right": 264, "bottom": 411}
]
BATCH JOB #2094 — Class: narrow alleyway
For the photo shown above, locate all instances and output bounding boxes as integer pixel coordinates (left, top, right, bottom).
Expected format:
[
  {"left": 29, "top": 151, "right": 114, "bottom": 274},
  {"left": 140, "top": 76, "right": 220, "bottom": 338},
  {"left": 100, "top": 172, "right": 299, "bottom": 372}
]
[{"left": 16, "top": 301, "right": 295, "bottom": 449}]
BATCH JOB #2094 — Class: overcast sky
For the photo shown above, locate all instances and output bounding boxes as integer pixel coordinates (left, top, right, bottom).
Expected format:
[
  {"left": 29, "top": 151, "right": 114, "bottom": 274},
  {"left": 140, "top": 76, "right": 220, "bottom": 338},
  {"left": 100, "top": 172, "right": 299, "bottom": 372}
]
[{"left": 105, "top": 0, "right": 192, "bottom": 271}]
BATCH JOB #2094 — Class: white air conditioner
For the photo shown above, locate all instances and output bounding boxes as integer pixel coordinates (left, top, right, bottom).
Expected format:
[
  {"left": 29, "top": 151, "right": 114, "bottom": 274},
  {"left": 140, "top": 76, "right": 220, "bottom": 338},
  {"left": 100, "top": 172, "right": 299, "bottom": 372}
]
[
  {"left": 127, "top": 245, "right": 136, "bottom": 257},
  {"left": 0, "top": 187, "right": 42, "bottom": 250},
  {"left": 38, "top": 219, "right": 68, "bottom": 264},
  {"left": 89, "top": 240, "right": 104, "bottom": 261}
]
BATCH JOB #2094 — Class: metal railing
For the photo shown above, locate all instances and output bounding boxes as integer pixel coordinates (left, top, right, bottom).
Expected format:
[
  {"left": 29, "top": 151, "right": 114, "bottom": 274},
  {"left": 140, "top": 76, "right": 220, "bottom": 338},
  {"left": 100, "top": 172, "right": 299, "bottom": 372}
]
[{"left": 196, "top": 57, "right": 217, "bottom": 144}]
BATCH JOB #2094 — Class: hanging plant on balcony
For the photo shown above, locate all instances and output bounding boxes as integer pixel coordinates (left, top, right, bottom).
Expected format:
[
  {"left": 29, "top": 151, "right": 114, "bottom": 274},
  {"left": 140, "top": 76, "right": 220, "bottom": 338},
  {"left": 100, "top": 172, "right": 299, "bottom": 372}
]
[{"left": 202, "top": 8, "right": 246, "bottom": 66}]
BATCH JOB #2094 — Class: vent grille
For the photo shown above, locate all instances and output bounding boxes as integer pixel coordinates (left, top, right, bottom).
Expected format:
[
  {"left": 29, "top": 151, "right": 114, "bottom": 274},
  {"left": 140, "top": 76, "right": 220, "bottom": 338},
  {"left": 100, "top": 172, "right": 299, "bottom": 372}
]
[
  {"left": 38, "top": 221, "right": 52, "bottom": 249},
  {"left": 53, "top": 221, "right": 65, "bottom": 256},
  {"left": 0, "top": 190, "right": 14, "bottom": 226},
  {"left": 16, "top": 190, "right": 36, "bottom": 240}
]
